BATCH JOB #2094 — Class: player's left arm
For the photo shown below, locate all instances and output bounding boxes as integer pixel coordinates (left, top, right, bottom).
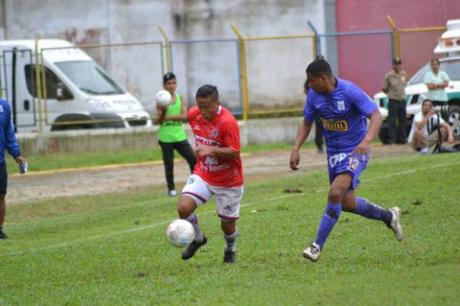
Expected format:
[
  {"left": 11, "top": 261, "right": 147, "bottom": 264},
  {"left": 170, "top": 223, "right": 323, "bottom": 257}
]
[
  {"left": 350, "top": 85, "right": 382, "bottom": 154},
  {"left": 353, "top": 109, "right": 382, "bottom": 154}
]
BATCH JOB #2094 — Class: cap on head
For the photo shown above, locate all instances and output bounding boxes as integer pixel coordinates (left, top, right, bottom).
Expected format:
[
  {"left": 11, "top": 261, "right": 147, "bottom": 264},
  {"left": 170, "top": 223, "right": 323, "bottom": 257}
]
[
  {"left": 392, "top": 58, "right": 402, "bottom": 65},
  {"left": 163, "top": 72, "right": 176, "bottom": 84}
]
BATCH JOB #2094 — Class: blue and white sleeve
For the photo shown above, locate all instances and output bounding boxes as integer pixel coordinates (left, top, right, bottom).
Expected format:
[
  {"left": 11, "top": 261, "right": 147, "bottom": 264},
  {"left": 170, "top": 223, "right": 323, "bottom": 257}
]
[
  {"left": 349, "top": 84, "right": 377, "bottom": 117},
  {"left": 303, "top": 92, "right": 316, "bottom": 124}
]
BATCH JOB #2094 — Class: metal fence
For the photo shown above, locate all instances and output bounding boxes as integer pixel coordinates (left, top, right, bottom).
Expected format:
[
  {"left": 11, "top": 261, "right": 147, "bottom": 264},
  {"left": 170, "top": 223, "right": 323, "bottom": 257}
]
[
  {"left": 169, "top": 38, "right": 242, "bottom": 115},
  {"left": 1, "top": 20, "right": 448, "bottom": 133}
]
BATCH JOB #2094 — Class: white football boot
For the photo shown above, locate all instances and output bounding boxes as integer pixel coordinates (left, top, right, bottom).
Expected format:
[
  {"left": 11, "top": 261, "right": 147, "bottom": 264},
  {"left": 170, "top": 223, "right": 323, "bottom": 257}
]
[
  {"left": 303, "top": 242, "right": 321, "bottom": 262},
  {"left": 389, "top": 207, "right": 404, "bottom": 241}
]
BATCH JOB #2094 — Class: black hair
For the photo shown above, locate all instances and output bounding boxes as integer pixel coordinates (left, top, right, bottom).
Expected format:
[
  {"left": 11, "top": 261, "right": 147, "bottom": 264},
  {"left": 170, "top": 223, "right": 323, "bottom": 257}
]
[
  {"left": 196, "top": 84, "right": 219, "bottom": 101},
  {"left": 163, "top": 72, "right": 176, "bottom": 84},
  {"left": 422, "top": 98, "right": 432, "bottom": 106},
  {"left": 306, "top": 58, "right": 333, "bottom": 78},
  {"left": 430, "top": 58, "right": 440, "bottom": 65}
]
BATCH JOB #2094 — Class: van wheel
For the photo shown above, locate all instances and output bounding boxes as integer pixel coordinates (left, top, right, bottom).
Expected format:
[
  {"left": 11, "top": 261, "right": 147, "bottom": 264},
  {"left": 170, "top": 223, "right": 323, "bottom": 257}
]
[{"left": 448, "top": 105, "right": 460, "bottom": 139}]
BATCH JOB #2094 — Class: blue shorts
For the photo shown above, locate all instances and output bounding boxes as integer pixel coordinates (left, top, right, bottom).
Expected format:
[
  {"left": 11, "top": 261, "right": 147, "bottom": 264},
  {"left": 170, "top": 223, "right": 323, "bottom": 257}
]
[{"left": 327, "top": 152, "right": 369, "bottom": 190}]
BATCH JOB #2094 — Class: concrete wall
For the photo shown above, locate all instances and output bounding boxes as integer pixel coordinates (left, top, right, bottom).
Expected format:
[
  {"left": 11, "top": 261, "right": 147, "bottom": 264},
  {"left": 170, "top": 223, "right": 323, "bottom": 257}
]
[
  {"left": 2, "top": 0, "right": 328, "bottom": 114},
  {"left": 16, "top": 117, "right": 308, "bottom": 155}
]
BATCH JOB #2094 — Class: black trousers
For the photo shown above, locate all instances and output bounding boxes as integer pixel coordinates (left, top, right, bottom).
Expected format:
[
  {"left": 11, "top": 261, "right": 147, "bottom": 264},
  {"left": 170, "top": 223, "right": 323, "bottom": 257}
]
[
  {"left": 159, "top": 140, "right": 196, "bottom": 191},
  {"left": 387, "top": 99, "right": 407, "bottom": 144}
]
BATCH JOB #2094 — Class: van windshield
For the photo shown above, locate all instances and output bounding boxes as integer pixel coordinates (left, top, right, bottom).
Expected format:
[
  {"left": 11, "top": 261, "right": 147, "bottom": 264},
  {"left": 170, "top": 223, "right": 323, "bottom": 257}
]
[
  {"left": 55, "top": 61, "right": 124, "bottom": 95},
  {"left": 409, "top": 59, "right": 460, "bottom": 84}
]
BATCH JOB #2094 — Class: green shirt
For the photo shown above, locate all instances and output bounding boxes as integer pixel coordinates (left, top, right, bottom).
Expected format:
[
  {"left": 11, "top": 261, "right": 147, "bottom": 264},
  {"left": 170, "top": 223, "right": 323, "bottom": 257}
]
[
  {"left": 424, "top": 70, "right": 449, "bottom": 102},
  {"left": 158, "top": 94, "right": 187, "bottom": 143}
]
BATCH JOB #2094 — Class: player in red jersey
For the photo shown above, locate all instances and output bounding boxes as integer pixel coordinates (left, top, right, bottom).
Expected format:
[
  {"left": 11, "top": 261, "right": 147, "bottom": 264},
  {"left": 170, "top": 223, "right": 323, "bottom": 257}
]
[{"left": 177, "top": 84, "right": 243, "bottom": 263}]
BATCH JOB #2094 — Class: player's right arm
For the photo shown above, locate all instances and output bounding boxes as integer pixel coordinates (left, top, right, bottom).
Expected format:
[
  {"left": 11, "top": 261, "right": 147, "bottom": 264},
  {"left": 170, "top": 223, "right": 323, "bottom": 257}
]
[
  {"left": 290, "top": 120, "right": 312, "bottom": 170},
  {"left": 290, "top": 94, "right": 315, "bottom": 170}
]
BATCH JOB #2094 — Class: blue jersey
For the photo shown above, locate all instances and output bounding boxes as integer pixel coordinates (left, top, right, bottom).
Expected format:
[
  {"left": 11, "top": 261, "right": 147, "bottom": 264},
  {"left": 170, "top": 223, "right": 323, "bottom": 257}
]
[
  {"left": 0, "top": 99, "right": 21, "bottom": 164},
  {"left": 303, "top": 79, "right": 377, "bottom": 153}
]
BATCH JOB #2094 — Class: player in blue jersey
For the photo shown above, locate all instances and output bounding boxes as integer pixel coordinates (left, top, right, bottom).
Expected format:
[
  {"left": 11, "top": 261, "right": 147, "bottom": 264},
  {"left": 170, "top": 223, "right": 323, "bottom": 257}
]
[{"left": 289, "top": 58, "right": 403, "bottom": 262}]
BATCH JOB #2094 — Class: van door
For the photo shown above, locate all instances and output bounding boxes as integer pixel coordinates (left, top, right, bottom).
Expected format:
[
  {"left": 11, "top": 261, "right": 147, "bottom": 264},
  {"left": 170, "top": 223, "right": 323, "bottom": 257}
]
[
  {"left": 1, "top": 48, "right": 37, "bottom": 130},
  {"left": 24, "top": 64, "right": 74, "bottom": 131}
]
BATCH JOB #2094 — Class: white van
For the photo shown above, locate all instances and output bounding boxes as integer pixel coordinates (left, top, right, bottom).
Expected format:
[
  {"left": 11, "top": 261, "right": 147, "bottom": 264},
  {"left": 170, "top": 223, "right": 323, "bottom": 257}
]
[
  {"left": 0, "top": 39, "right": 152, "bottom": 133},
  {"left": 374, "top": 19, "right": 460, "bottom": 143}
]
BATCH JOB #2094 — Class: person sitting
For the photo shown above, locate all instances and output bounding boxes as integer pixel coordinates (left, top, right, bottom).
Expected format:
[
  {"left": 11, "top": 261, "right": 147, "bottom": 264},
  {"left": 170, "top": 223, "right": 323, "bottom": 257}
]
[{"left": 408, "top": 98, "right": 454, "bottom": 154}]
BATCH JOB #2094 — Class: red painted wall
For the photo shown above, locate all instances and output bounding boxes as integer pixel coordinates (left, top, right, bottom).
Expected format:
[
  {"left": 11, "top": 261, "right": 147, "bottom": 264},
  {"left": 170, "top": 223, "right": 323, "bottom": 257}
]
[{"left": 335, "top": 0, "right": 460, "bottom": 95}]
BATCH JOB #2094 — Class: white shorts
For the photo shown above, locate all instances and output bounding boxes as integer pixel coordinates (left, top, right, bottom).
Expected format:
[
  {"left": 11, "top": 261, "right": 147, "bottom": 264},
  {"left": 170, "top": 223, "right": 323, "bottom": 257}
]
[{"left": 181, "top": 174, "right": 244, "bottom": 220}]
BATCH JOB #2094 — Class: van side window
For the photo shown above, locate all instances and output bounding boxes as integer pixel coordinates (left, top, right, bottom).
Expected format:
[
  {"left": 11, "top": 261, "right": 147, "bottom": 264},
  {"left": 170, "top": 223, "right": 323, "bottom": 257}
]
[{"left": 24, "top": 64, "right": 73, "bottom": 100}]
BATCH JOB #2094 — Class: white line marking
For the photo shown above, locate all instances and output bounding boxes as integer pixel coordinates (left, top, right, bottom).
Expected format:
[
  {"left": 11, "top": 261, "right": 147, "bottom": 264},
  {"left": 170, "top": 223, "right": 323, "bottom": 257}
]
[{"left": 4, "top": 160, "right": 459, "bottom": 256}]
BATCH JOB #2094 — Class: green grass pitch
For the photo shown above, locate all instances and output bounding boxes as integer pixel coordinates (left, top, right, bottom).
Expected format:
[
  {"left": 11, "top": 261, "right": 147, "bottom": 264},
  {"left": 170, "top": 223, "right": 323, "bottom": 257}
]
[{"left": 1, "top": 153, "right": 459, "bottom": 305}]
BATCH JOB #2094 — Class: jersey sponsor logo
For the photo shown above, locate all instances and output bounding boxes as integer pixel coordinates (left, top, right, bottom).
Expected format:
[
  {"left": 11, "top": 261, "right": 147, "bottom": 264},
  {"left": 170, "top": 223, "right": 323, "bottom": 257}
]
[
  {"left": 195, "top": 135, "right": 221, "bottom": 146},
  {"left": 320, "top": 118, "right": 348, "bottom": 131},
  {"left": 337, "top": 100, "right": 345, "bottom": 111},
  {"left": 328, "top": 153, "right": 348, "bottom": 168}
]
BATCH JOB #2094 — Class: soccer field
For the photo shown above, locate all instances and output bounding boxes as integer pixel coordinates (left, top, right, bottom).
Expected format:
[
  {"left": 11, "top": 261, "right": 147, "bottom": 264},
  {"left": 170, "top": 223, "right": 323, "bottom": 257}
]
[{"left": 1, "top": 153, "right": 459, "bottom": 305}]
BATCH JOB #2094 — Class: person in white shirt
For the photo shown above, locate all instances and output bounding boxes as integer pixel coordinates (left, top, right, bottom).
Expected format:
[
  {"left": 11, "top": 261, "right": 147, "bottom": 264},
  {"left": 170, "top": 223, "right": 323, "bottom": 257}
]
[
  {"left": 424, "top": 58, "right": 449, "bottom": 106},
  {"left": 408, "top": 99, "right": 454, "bottom": 154}
]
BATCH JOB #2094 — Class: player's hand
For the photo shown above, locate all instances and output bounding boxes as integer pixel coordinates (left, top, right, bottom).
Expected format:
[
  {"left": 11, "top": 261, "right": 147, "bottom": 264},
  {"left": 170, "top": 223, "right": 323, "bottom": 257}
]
[
  {"left": 353, "top": 140, "right": 370, "bottom": 155},
  {"left": 289, "top": 149, "right": 300, "bottom": 170},
  {"left": 195, "top": 145, "right": 214, "bottom": 157},
  {"left": 15, "top": 156, "right": 25, "bottom": 165}
]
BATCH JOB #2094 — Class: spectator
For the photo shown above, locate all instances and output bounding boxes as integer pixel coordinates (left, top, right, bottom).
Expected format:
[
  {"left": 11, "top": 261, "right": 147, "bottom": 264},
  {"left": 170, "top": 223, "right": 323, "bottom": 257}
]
[
  {"left": 157, "top": 72, "right": 196, "bottom": 197},
  {"left": 424, "top": 58, "right": 450, "bottom": 119},
  {"left": 383, "top": 58, "right": 407, "bottom": 144},
  {"left": 408, "top": 99, "right": 454, "bottom": 154}
]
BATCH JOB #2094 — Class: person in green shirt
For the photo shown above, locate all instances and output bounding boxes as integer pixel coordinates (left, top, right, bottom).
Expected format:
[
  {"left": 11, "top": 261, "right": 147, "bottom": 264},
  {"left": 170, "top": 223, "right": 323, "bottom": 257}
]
[{"left": 157, "top": 72, "right": 196, "bottom": 196}]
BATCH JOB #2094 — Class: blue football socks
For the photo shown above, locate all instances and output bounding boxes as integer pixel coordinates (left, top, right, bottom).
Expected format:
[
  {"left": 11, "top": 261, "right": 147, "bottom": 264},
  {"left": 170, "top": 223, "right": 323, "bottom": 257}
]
[
  {"left": 354, "top": 197, "right": 392, "bottom": 226},
  {"left": 314, "top": 202, "right": 342, "bottom": 249}
]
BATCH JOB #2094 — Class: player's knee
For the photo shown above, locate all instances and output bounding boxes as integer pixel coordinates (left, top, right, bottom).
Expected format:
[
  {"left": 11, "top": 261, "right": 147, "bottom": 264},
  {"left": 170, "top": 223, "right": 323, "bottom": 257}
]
[
  {"left": 328, "top": 188, "right": 345, "bottom": 203},
  {"left": 177, "top": 197, "right": 196, "bottom": 218}
]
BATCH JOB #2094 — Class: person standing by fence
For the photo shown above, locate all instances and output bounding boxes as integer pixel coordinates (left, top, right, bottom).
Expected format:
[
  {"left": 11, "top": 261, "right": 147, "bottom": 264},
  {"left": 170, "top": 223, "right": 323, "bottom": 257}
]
[
  {"left": 157, "top": 72, "right": 196, "bottom": 197},
  {"left": 383, "top": 58, "right": 407, "bottom": 144}
]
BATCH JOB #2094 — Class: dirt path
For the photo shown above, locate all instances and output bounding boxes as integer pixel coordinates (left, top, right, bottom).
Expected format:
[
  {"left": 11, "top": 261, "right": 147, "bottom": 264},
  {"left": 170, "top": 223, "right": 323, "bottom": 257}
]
[{"left": 8, "top": 144, "right": 414, "bottom": 205}]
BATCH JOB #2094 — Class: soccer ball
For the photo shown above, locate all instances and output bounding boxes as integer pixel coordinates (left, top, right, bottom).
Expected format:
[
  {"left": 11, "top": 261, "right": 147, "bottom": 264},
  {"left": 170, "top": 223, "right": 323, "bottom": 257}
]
[
  {"left": 166, "top": 219, "right": 195, "bottom": 248},
  {"left": 155, "top": 90, "right": 172, "bottom": 106}
]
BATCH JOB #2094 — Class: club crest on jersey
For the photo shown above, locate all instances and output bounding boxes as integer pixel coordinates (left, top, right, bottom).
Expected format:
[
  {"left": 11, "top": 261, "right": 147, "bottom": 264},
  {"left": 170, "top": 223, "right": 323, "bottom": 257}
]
[
  {"left": 337, "top": 100, "right": 345, "bottom": 111},
  {"left": 211, "top": 129, "right": 219, "bottom": 138}
]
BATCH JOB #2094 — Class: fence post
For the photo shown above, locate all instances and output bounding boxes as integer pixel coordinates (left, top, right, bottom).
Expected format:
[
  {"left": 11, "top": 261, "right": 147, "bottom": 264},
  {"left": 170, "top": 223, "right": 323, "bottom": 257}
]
[
  {"left": 159, "top": 26, "right": 171, "bottom": 73},
  {"left": 231, "top": 25, "right": 249, "bottom": 121},
  {"left": 386, "top": 16, "right": 400, "bottom": 60},
  {"left": 34, "top": 37, "right": 44, "bottom": 134},
  {"left": 307, "top": 21, "right": 320, "bottom": 57}
]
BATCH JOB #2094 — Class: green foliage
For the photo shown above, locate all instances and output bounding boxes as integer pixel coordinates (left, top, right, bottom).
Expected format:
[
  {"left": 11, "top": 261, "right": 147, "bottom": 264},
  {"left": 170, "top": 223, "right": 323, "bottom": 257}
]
[{"left": 1, "top": 153, "right": 459, "bottom": 305}]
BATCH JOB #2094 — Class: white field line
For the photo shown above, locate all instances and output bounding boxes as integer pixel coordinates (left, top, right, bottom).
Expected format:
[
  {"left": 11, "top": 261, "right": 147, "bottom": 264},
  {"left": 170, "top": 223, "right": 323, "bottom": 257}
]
[{"left": 4, "top": 160, "right": 460, "bottom": 256}]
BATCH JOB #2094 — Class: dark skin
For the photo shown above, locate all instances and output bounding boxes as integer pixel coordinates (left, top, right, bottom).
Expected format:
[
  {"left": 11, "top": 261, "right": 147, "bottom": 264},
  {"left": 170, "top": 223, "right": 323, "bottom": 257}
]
[
  {"left": 290, "top": 72, "right": 382, "bottom": 209},
  {"left": 177, "top": 94, "right": 239, "bottom": 235}
]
